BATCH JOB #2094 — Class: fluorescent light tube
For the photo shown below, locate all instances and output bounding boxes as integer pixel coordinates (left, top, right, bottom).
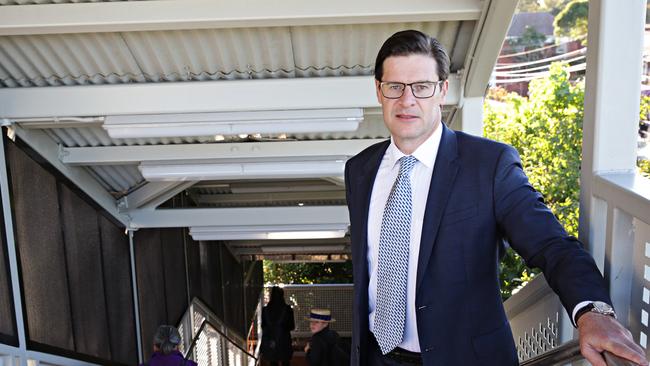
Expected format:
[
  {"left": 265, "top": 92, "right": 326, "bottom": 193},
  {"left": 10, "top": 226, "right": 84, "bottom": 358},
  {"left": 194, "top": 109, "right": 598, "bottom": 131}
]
[
  {"left": 139, "top": 160, "right": 345, "bottom": 181},
  {"left": 189, "top": 224, "right": 348, "bottom": 241},
  {"left": 103, "top": 108, "right": 364, "bottom": 138},
  {"left": 261, "top": 245, "right": 347, "bottom": 253}
]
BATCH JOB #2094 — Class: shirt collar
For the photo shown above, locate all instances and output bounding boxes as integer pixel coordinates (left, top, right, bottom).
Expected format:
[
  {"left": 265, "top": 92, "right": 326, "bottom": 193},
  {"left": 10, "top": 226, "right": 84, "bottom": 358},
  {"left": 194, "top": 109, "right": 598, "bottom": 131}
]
[{"left": 387, "top": 122, "right": 443, "bottom": 169}]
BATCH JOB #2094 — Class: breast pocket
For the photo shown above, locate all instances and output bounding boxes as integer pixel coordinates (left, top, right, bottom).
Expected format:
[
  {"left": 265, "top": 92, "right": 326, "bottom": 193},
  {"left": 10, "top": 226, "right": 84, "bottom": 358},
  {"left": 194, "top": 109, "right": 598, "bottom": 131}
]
[{"left": 441, "top": 204, "right": 478, "bottom": 226}]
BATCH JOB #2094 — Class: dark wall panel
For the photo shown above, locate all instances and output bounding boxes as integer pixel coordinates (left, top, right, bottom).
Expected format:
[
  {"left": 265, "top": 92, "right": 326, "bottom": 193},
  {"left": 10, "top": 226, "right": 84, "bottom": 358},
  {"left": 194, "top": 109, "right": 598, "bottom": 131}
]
[
  {"left": 244, "top": 261, "right": 263, "bottom": 331},
  {"left": 59, "top": 183, "right": 110, "bottom": 358},
  {"left": 0, "top": 190, "right": 17, "bottom": 345},
  {"left": 220, "top": 247, "right": 244, "bottom": 335},
  {"left": 134, "top": 229, "right": 167, "bottom": 360},
  {"left": 160, "top": 228, "right": 188, "bottom": 324},
  {"left": 8, "top": 142, "right": 74, "bottom": 350},
  {"left": 187, "top": 237, "right": 202, "bottom": 305},
  {"left": 100, "top": 216, "right": 137, "bottom": 365},
  {"left": 199, "top": 243, "right": 224, "bottom": 319}
]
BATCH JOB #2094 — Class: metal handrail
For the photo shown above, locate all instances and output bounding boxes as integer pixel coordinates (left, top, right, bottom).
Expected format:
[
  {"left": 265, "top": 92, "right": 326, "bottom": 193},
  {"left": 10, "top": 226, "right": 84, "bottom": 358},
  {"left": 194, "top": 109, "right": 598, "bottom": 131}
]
[
  {"left": 520, "top": 339, "right": 638, "bottom": 366},
  {"left": 185, "top": 318, "right": 258, "bottom": 362}
]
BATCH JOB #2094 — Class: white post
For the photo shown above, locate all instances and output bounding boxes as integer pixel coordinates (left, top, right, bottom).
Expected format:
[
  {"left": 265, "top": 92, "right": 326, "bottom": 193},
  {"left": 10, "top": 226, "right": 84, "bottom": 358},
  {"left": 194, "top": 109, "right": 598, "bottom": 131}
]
[
  {"left": 580, "top": 0, "right": 645, "bottom": 257},
  {"left": 458, "top": 96, "right": 484, "bottom": 136},
  {"left": 0, "top": 131, "right": 28, "bottom": 366},
  {"left": 128, "top": 230, "right": 143, "bottom": 364},
  {"left": 579, "top": 0, "right": 646, "bottom": 326}
]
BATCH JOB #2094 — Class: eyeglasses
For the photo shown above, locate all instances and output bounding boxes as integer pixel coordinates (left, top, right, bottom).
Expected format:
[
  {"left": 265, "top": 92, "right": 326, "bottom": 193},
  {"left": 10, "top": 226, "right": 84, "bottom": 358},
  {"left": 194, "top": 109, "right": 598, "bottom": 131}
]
[{"left": 379, "top": 80, "right": 444, "bottom": 99}]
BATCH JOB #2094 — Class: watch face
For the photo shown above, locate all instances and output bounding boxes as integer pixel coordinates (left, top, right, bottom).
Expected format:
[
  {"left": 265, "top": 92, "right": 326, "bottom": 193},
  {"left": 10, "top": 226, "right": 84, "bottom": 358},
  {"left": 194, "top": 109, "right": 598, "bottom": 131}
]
[{"left": 593, "top": 301, "right": 615, "bottom": 315}]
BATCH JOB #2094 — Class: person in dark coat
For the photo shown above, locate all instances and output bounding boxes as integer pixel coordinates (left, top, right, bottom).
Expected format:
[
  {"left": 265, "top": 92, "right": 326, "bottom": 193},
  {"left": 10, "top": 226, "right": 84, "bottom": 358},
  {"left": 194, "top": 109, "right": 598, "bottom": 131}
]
[
  {"left": 261, "top": 286, "right": 295, "bottom": 366},
  {"left": 304, "top": 309, "right": 341, "bottom": 366},
  {"left": 140, "top": 325, "right": 197, "bottom": 366}
]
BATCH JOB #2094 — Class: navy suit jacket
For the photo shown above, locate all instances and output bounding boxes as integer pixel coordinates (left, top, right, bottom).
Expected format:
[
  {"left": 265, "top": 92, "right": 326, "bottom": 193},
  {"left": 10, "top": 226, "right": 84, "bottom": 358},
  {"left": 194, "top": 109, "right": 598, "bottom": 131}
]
[{"left": 344, "top": 125, "right": 610, "bottom": 365}]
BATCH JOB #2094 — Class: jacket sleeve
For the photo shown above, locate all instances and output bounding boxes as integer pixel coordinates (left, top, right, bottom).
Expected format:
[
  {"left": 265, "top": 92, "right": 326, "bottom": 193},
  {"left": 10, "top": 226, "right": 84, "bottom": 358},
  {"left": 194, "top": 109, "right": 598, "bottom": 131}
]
[{"left": 493, "top": 145, "right": 611, "bottom": 314}]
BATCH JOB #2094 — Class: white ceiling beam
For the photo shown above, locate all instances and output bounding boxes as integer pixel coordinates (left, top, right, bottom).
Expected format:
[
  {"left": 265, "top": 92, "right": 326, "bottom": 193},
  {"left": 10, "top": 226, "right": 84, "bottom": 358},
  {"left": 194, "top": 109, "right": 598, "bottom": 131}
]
[
  {"left": 194, "top": 191, "right": 345, "bottom": 205},
  {"left": 0, "top": 0, "right": 482, "bottom": 36},
  {"left": 60, "top": 139, "right": 385, "bottom": 166},
  {"left": 126, "top": 206, "right": 349, "bottom": 229},
  {"left": 228, "top": 238, "right": 350, "bottom": 248},
  {"left": 0, "top": 75, "right": 461, "bottom": 119},
  {"left": 120, "top": 181, "right": 197, "bottom": 210},
  {"left": 462, "top": 0, "right": 518, "bottom": 98},
  {"left": 8, "top": 126, "right": 127, "bottom": 225}
]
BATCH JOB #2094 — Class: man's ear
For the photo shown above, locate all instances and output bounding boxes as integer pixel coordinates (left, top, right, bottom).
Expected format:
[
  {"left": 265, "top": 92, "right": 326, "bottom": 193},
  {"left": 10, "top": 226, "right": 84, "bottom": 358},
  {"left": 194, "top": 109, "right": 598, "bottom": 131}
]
[{"left": 438, "top": 79, "right": 449, "bottom": 102}]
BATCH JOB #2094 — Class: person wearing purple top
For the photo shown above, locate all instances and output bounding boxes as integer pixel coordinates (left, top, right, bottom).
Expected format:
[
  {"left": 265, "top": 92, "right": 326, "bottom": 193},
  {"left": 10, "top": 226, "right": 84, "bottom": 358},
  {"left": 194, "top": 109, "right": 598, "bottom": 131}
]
[{"left": 139, "top": 325, "right": 198, "bottom": 366}]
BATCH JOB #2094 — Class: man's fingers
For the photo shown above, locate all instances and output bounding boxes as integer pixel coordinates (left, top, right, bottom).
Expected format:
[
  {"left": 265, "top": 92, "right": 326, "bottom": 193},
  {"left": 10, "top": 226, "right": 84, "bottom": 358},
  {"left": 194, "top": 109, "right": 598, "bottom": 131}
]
[
  {"left": 582, "top": 344, "right": 607, "bottom": 366},
  {"left": 604, "top": 342, "right": 649, "bottom": 366}
]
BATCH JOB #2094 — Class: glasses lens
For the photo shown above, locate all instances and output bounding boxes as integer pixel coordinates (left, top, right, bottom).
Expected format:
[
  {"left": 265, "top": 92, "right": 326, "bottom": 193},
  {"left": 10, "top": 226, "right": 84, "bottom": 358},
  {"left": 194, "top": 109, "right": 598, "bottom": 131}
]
[
  {"left": 381, "top": 82, "right": 405, "bottom": 98},
  {"left": 411, "top": 82, "right": 436, "bottom": 98}
]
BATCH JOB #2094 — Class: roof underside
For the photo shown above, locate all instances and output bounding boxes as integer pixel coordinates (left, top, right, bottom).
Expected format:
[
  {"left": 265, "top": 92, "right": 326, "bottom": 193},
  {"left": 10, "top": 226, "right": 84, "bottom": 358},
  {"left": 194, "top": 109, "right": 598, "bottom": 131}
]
[{"left": 0, "top": 0, "right": 517, "bottom": 259}]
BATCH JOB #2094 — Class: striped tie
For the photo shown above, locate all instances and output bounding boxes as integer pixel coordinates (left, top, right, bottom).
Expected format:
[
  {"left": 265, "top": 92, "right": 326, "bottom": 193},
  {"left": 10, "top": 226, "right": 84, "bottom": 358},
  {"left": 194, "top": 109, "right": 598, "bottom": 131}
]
[{"left": 374, "top": 155, "right": 417, "bottom": 354}]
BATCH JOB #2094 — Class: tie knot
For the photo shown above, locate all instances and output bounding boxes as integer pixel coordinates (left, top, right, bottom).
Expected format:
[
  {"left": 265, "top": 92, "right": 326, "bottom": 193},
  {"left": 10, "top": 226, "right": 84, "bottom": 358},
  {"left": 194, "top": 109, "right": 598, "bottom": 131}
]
[{"left": 398, "top": 155, "right": 417, "bottom": 176}]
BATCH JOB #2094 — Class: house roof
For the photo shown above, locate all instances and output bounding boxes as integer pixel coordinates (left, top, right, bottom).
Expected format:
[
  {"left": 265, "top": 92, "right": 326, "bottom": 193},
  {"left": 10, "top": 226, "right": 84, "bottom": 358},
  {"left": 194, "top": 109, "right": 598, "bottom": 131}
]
[{"left": 507, "top": 12, "right": 555, "bottom": 38}]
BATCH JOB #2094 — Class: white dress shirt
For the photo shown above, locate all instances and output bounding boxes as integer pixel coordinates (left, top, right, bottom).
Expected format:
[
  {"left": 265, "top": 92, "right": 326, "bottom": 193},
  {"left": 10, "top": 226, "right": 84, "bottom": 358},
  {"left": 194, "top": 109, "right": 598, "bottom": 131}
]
[{"left": 367, "top": 125, "right": 443, "bottom": 352}]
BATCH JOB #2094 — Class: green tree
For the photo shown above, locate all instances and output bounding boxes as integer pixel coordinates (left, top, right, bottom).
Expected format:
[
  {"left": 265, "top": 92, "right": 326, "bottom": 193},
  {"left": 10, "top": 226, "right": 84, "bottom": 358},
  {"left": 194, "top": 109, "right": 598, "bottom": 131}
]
[
  {"left": 485, "top": 63, "right": 585, "bottom": 299},
  {"left": 554, "top": 0, "right": 588, "bottom": 43},
  {"left": 263, "top": 260, "right": 353, "bottom": 284}
]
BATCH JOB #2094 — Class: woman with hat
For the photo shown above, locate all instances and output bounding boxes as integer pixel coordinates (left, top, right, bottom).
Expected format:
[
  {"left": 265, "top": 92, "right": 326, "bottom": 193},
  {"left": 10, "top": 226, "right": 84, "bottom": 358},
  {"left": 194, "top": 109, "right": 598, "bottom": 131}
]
[
  {"left": 304, "top": 309, "right": 344, "bottom": 366},
  {"left": 140, "top": 325, "right": 197, "bottom": 366}
]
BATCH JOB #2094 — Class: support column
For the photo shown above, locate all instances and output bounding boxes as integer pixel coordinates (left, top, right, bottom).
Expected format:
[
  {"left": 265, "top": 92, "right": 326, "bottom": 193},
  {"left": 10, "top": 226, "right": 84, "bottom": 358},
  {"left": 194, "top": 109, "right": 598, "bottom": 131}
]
[
  {"left": 129, "top": 230, "right": 143, "bottom": 364},
  {"left": 579, "top": 0, "right": 646, "bottom": 329},
  {"left": 457, "top": 97, "right": 484, "bottom": 136},
  {"left": 0, "top": 131, "right": 28, "bottom": 366}
]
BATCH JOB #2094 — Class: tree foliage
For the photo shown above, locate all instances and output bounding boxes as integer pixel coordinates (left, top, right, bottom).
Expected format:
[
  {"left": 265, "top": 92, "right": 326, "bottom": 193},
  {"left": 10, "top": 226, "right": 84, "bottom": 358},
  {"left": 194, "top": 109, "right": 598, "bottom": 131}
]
[
  {"left": 638, "top": 96, "right": 650, "bottom": 179},
  {"left": 263, "top": 260, "right": 353, "bottom": 285},
  {"left": 554, "top": 0, "right": 588, "bottom": 43},
  {"left": 484, "top": 63, "right": 584, "bottom": 299}
]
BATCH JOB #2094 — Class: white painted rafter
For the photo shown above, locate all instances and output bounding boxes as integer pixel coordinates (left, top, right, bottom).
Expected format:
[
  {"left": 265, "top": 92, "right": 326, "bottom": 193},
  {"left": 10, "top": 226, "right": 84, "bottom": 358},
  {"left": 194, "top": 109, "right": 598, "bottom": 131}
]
[
  {"left": 120, "top": 181, "right": 198, "bottom": 210},
  {"left": 461, "top": 0, "right": 518, "bottom": 98},
  {"left": 126, "top": 206, "right": 349, "bottom": 229},
  {"left": 0, "top": 75, "right": 461, "bottom": 119},
  {"left": 59, "top": 139, "right": 385, "bottom": 166},
  {"left": 0, "top": 0, "right": 482, "bottom": 36}
]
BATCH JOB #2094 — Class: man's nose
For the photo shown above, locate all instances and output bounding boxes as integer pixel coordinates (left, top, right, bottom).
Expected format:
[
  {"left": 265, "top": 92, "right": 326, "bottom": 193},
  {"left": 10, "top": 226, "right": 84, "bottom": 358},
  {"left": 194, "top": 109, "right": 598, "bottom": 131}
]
[{"left": 399, "top": 85, "right": 417, "bottom": 105}]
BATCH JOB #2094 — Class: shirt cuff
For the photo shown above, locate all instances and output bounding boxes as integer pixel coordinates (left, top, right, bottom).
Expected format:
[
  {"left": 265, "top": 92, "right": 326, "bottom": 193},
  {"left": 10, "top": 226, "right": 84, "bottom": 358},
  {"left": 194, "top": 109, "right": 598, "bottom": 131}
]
[{"left": 572, "top": 301, "right": 594, "bottom": 327}]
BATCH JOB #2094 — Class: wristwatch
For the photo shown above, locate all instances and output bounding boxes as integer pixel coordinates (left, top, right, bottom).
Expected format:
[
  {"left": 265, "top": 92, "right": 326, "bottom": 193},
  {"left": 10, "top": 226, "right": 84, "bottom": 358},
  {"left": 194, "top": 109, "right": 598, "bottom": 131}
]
[{"left": 575, "top": 301, "right": 617, "bottom": 324}]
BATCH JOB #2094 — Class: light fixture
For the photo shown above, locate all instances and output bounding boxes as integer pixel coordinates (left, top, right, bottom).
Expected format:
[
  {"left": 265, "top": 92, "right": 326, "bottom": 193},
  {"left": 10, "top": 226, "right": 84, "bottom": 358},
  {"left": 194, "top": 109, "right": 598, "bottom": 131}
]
[
  {"left": 189, "top": 224, "right": 348, "bottom": 241},
  {"left": 261, "top": 245, "right": 347, "bottom": 254},
  {"left": 102, "top": 108, "right": 364, "bottom": 138},
  {"left": 139, "top": 160, "right": 345, "bottom": 181}
]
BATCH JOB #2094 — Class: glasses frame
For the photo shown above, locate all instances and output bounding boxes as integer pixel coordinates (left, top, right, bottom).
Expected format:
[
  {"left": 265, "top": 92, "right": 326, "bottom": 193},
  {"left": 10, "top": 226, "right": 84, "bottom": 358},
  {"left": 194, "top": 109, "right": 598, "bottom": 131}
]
[{"left": 378, "top": 80, "right": 445, "bottom": 99}]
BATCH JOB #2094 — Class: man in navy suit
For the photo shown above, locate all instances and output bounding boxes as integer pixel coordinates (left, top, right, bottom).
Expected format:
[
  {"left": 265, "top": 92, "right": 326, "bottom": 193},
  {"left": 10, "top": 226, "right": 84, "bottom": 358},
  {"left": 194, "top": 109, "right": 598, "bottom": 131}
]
[{"left": 344, "top": 30, "right": 647, "bottom": 366}]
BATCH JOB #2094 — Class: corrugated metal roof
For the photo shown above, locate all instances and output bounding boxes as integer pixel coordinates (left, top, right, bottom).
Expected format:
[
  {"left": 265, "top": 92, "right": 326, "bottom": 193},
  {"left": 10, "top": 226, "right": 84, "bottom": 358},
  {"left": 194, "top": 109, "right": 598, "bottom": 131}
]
[
  {"left": 85, "top": 164, "right": 143, "bottom": 195},
  {"left": 0, "top": 22, "right": 473, "bottom": 87},
  {"left": 0, "top": 0, "right": 149, "bottom": 5}
]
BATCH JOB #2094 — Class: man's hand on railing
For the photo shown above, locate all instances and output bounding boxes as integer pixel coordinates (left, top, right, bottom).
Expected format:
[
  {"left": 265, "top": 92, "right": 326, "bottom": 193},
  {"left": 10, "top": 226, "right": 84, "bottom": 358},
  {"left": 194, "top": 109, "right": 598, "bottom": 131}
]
[{"left": 577, "top": 312, "right": 648, "bottom": 366}]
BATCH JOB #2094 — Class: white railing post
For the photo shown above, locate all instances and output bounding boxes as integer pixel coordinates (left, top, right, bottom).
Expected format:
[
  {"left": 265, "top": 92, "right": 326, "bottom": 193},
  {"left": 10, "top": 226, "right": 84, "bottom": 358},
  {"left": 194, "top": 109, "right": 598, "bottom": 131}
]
[
  {"left": 128, "top": 230, "right": 144, "bottom": 363},
  {"left": 0, "top": 132, "right": 28, "bottom": 366},
  {"left": 580, "top": 0, "right": 645, "bottom": 254},
  {"left": 580, "top": 0, "right": 646, "bottom": 323}
]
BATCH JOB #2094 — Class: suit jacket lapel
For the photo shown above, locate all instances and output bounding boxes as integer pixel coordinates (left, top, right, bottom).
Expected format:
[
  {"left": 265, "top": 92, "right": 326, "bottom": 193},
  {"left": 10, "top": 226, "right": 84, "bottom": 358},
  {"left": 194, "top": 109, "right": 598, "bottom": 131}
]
[{"left": 416, "top": 125, "right": 460, "bottom": 292}]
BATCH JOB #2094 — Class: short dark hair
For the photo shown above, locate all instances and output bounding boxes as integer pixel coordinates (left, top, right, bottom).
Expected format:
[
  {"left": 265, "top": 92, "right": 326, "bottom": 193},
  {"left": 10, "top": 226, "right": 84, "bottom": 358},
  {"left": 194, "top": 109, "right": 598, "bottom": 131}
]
[{"left": 374, "top": 30, "right": 450, "bottom": 82}]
